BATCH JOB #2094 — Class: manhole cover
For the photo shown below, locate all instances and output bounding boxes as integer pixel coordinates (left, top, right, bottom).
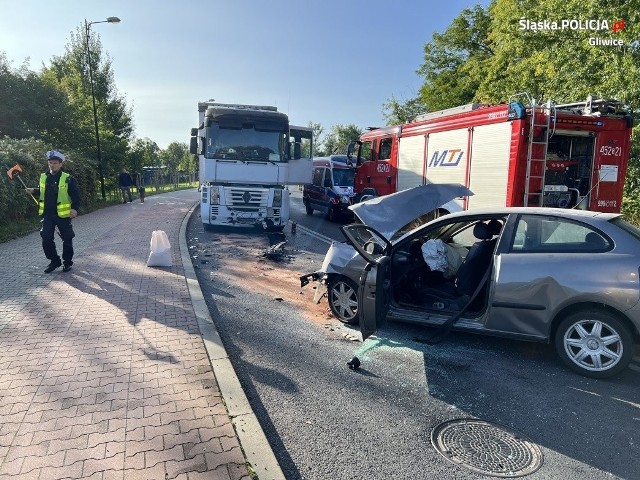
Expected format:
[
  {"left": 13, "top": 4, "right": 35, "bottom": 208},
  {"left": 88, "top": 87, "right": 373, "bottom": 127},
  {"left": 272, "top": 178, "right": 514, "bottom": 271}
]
[{"left": 431, "top": 419, "right": 543, "bottom": 477}]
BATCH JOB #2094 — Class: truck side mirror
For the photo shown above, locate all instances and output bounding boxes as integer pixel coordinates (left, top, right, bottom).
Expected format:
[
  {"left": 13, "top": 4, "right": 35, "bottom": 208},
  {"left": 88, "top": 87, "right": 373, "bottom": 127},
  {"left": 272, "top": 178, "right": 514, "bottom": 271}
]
[
  {"left": 190, "top": 127, "right": 198, "bottom": 136},
  {"left": 189, "top": 136, "right": 198, "bottom": 155},
  {"left": 347, "top": 141, "right": 355, "bottom": 160}
]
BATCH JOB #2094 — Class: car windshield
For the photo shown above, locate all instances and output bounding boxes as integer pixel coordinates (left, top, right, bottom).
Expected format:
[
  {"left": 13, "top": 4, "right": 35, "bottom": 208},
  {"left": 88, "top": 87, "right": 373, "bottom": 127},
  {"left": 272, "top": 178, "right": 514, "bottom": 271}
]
[
  {"left": 332, "top": 168, "right": 355, "bottom": 187},
  {"left": 389, "top": 212, "right": 441, "bottom": 242}
]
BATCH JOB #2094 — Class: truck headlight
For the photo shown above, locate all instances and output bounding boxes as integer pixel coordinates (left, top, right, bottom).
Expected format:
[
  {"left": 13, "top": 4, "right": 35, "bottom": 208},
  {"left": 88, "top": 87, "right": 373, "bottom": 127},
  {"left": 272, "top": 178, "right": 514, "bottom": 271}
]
[
  {"left": 210, "top": 186, "right": 220, "bottom": 204},
  {"left": 273, "top": 189, "right": 282, "bottom": 207}
]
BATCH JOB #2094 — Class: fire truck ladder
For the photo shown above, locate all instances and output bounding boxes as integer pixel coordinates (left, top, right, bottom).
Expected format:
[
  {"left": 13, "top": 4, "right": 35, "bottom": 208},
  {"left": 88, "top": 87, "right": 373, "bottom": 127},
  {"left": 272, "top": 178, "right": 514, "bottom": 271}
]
[{"left": 524, "top": 99, "right": 555, "bottom": 207}]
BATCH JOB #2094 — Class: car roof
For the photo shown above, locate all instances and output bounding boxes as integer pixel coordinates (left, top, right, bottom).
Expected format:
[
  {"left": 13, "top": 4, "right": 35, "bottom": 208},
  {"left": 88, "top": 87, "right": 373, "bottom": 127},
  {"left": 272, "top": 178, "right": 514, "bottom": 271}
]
[
  {"left": 437, "top": 207, "right": 621, "bottom": 222},
  {"left": 313, "top": 156, "right": 353, "bottom": 169},
  {"left": 313, "top": 155, "right": 349, "bottom": 163}
]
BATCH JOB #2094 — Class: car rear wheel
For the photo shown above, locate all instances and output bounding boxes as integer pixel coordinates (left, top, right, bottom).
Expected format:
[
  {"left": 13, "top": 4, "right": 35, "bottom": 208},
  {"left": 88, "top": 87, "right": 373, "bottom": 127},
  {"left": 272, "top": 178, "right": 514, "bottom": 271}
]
[
  {"left": 328, "top": 276, "right": 359, "bottom": 324},
  {"left": 555, "top": 310, "right": 633, "bottom": 378}
]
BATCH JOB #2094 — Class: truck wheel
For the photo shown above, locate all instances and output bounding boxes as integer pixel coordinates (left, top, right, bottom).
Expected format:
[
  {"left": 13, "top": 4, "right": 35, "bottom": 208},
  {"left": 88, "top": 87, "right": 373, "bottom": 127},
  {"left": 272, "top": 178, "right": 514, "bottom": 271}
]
[
  {"left": 554, "top": 310, "right": 633, "bottom": 378},
  {"left": 304, "top": 199, "right": 313, "bottom": 215},
  {"left": 328, "top": 276, "right": 359, "bottom": 324}
]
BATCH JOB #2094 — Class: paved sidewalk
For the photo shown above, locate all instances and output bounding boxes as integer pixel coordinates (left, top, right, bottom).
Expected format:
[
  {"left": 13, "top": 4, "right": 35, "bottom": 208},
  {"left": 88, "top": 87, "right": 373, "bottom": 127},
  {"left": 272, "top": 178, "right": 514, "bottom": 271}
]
[{"left": 0, "top": 190, "right": 282, "bottom": 480}]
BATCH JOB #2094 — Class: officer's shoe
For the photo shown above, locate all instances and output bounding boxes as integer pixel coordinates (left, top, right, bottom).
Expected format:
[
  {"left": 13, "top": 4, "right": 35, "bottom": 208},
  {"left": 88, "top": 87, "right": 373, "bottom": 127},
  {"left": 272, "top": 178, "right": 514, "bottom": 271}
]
[
  {"left": 44, "top": 260, "right": 62, "bottom": 273},
  {"left": 62, "top": 262, "right": 73, "bottom": 272}
]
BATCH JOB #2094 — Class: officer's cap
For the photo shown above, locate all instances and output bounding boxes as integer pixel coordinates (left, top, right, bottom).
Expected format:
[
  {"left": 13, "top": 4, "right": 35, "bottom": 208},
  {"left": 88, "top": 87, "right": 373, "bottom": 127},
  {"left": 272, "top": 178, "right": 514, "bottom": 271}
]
[{"left": 46, "top": 150, "right": 65, "bottom": 162}]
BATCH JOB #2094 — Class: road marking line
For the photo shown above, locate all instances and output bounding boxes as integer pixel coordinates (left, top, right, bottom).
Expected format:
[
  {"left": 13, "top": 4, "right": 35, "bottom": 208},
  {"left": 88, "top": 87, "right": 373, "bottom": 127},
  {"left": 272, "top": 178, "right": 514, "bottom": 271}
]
[
  {"left": 611, "top": 397, "right": 640, "bottom": 409},
  {"left": 291, "top": 222, "right": 335, "bottom": 245}
]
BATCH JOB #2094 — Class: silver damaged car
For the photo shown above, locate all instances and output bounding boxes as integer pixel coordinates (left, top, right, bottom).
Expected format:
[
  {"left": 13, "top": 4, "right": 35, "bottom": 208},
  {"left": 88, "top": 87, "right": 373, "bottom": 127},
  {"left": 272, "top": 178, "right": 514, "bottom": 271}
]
[
  {"left": 300, "top": 183, "right": 471, "bottom": 324},
  {"left": 305, "top": 185, "right": 640, "bottom": 378}
]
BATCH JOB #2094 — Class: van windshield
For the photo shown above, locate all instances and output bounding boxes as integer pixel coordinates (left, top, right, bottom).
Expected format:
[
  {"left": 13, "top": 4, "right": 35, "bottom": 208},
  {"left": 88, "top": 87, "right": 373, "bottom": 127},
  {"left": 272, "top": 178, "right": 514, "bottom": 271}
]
[{"left": 332, "top": 168, "right": 355, "bottom": 187}]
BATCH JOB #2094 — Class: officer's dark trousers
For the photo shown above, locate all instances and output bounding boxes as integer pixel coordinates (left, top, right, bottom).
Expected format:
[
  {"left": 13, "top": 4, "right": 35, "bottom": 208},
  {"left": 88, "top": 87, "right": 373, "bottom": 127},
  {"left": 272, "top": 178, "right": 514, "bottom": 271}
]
[{"left": 41, "top": 216, "right": 75, "bottom": 264}]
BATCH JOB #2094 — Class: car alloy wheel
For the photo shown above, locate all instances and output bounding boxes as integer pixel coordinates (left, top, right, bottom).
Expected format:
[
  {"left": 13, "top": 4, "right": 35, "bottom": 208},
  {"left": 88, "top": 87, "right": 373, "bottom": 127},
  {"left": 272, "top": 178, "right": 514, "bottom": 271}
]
[
  {"left": 328, "top": 276, "right": 359, "bottom": 324},
  {"left": 555, "top": 310, "right": 633, "bottom": 378}
]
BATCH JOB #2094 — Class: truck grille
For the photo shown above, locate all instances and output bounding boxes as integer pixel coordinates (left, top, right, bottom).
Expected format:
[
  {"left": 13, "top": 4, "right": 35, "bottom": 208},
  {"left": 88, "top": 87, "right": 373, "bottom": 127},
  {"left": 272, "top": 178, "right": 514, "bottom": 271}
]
[{"left": 226, "top": 187, "right": 268, "bottom": 212}]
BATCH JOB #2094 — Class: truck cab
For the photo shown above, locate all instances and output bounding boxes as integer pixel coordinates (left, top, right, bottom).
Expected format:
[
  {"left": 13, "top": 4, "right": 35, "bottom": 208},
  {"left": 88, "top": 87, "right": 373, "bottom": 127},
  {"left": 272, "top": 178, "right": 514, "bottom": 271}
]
[
  {"left": 190, "top": 101, "right": 312, "bottom": 230},
  {"left": 303, "top": 155, "right": 356, "bottom": 222},
  {"left": 347, "top": 126, "right": 401, "bottom": 198}
]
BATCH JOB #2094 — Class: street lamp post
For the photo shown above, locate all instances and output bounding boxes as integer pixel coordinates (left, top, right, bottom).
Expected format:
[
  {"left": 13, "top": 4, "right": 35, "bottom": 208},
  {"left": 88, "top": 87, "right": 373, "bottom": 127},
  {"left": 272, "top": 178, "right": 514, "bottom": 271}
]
[{"left": 85, "top": 16, "right": 120, "bottom": 201}]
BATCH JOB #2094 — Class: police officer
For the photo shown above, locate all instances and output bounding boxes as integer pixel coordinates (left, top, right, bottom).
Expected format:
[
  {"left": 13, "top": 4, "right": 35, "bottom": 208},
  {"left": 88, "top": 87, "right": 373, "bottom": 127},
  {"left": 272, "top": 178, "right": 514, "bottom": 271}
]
[{"left": 25, "top": 150, "right": 80, "bottom": 273}]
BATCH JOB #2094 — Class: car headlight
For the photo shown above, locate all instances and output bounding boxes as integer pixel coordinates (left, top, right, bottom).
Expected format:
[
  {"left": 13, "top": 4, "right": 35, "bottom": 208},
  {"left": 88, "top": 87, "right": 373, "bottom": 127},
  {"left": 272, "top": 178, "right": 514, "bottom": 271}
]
[
  {"left": 340, "top": 195, "right": 350, "bottom": 204},
  {"left": 210, "top": 186, "right": 220, "bottom": 204},
  {"left": 273, "top": 189, "right": 282, "bottom": 207}
]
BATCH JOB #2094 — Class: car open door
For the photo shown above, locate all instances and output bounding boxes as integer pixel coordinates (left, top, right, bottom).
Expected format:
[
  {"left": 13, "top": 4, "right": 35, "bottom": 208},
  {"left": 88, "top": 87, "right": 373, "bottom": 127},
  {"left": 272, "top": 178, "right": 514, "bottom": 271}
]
[
  {"left": 357, "top": 257, "right": 391, "bottom": 340},
  {"left": 340, "top": 224, "right": 392, "bottom": 340}
]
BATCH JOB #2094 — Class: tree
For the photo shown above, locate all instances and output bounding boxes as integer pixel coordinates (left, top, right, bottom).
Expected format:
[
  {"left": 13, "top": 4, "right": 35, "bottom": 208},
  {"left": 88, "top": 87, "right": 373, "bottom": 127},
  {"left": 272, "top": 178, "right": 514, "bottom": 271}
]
[
  {"left": 308, "top": 122, "right": 325, "bottom": 156},
  {"left": 382, "top": 96, "right": 426, "bottom": 125},
  {"left": 161, "top": 142, "right": 192, "bottom": 186},
  {"left": 129, "top": 138, "right": 160, "bottom": 168},
  {"left": 46, "top": 25, "right": 133, "bottom": 188},
  {"left": 128, "top": 137, "right": 160, "bottom": 187},
  {"left": 0, "top": 53, "right": 76, "bottom": 145},
  {"left": 477, "top": 0, "right": 640, "bottom": 105},
  {"left": 416, "top": 4, "right": 493, "bottom": 111},
  {"left": 320, "top": 124, "right": 363, "bottom": 156}
]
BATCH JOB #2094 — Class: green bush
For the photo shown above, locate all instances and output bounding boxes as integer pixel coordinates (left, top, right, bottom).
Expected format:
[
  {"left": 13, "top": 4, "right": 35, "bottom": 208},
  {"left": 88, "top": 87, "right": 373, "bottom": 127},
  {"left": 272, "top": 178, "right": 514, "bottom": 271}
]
[{"left": 0, "top": 136, "right": 99, "bottom": 233}]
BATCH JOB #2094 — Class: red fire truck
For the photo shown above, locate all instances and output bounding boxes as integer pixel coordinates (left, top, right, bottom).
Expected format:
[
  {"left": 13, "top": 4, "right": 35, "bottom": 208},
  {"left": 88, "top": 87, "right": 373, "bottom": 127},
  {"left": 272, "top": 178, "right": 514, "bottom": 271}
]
[{"left": 348, "top": 95, "right": 633, "bottom": 212}]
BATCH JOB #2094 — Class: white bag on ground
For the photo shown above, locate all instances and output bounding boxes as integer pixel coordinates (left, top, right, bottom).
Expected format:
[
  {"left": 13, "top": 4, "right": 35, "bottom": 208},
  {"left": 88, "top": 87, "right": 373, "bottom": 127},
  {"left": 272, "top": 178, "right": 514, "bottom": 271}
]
[{"left": 147, "top": 230, "right": 172, "bottom": 267}]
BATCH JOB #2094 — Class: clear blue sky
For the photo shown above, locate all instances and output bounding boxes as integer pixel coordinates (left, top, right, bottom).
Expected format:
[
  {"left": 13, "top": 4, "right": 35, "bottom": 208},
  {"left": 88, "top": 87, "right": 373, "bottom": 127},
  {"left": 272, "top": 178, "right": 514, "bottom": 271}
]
[{"left": 0, "top": 0, "right": 489, "bottom": 149}]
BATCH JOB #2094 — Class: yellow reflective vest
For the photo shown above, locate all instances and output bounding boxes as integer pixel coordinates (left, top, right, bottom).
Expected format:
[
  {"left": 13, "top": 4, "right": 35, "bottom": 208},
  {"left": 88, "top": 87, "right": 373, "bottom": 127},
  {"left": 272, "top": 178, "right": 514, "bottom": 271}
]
[{"left": 38, "top": 172, "right": 72, "bottom": 218}]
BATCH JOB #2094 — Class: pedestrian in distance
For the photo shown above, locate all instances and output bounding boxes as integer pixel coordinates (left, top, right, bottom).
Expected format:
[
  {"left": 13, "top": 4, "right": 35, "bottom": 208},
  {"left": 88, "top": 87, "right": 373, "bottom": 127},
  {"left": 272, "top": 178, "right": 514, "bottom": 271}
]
[
  {"left": 137, "top": 174, "right": 146, "bottom": 203},
  {"left": 118, "top": 168, "right": 134, "bottom": 203},
  {"left": 24, "top": 150, "right": 80, "bottom": 273}
]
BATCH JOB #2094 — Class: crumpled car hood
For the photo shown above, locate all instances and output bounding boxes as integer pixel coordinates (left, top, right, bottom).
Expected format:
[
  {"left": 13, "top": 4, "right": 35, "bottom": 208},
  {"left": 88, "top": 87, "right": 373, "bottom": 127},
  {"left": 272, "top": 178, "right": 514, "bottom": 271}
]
[
  {"left": 348, "top": 183, "right": 473, "bottom": 240},
  {"left": 321, "top": 241, "right": 361, "bottom": 274}
]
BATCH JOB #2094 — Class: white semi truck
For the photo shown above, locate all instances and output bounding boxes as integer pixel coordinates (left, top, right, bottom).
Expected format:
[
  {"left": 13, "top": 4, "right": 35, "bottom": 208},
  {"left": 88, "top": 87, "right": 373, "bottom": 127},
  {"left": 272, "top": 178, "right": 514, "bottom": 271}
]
[{"left": 190, "top": 101, "right": 313, "bottom": 230}]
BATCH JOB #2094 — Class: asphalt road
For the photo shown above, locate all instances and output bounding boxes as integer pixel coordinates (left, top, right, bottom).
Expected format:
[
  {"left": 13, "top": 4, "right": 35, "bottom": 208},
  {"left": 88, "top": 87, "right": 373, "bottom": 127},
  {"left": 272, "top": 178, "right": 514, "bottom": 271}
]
[{"left": 187, "top": 192, "right": 640, "bottom": 480}]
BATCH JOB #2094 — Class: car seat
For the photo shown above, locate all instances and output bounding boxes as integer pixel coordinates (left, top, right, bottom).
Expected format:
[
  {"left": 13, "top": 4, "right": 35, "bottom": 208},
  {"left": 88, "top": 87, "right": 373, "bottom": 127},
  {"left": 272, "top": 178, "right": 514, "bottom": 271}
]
[
  {"left": 585, "top": 231, "right": 606, "bottom": 250},
  {"left": 454, "top": 222, "right": 498, "bottom": 296},
  {"left": 414, "top": 220, "right": 500, "bottom": 310}
]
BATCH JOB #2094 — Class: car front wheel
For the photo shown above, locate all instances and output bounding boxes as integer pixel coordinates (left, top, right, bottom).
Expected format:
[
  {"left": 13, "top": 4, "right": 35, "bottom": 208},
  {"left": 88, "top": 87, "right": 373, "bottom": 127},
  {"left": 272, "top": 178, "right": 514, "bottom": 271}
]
[
  {"left": 328, "top": 276, "right": 359, "bottom": 324},
  {"left": 555, "top": 310, "right": 634, "bottom": 379}
]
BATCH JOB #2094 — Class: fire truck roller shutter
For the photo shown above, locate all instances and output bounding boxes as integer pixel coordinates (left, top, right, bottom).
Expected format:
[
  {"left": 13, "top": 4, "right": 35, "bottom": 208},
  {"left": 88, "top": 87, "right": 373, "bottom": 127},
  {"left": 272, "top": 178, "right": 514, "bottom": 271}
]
[
  {"left": 397, "top": 135, "right": 427, "bottom": 191},
  {"left": 422, "top": 129, "right": 470, "bottom": 189},
  {"left": 467, "top": 122, "right": 512, "bottom": 210}
]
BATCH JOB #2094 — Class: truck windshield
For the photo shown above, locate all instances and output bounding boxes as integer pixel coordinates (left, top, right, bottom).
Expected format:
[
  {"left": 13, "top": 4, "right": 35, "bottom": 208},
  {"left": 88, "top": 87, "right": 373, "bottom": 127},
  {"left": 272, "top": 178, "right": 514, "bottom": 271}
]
[
  {"left": 205, "top": 125, "right": 284, "bottom": 161},
  {"left": 332, "top": 168, "right": 355, "bottom": 187}
]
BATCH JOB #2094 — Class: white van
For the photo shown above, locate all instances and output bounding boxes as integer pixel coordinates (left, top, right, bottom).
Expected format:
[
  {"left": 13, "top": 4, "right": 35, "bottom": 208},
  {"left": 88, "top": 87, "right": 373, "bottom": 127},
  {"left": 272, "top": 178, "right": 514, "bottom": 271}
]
[{"left": 302, "top": 156, "right": 356, "bottom": 221}]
